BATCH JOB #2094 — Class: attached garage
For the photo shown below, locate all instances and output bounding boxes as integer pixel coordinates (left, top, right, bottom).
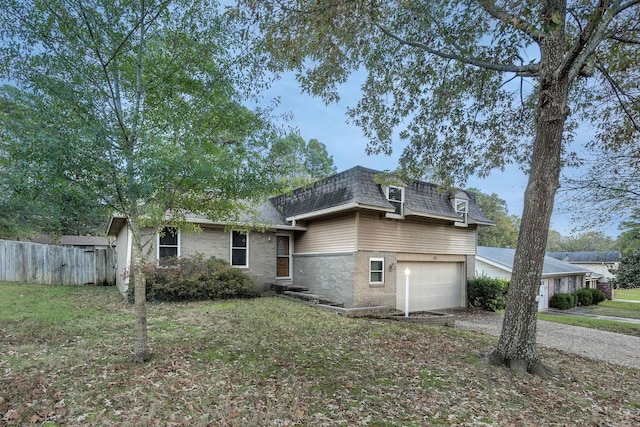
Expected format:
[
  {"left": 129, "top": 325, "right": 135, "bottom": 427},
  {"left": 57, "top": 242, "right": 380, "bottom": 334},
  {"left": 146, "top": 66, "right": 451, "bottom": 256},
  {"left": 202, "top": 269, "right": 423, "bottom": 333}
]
[{"left": 396, "top": 261, "right": 465, "bottom": 311}]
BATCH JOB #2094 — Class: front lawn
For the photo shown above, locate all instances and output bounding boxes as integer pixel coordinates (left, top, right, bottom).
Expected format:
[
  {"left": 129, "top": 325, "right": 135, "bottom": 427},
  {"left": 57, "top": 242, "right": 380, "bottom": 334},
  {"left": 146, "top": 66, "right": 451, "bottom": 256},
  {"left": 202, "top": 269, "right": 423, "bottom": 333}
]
[
  {"left": 615, "top": 287, "right": 640, "bottom": 301},
  {"left": 589, "top": 300, "right": 640, "bottom": 320},
  {"left": 537, "top": 312, "right": 640, "bottom": 337},
  {"left": 1, "top": 282, "right": 640, "bottom": 426},
  {"left": 539, "top": 296, "right": 640, "bottom": 335}
]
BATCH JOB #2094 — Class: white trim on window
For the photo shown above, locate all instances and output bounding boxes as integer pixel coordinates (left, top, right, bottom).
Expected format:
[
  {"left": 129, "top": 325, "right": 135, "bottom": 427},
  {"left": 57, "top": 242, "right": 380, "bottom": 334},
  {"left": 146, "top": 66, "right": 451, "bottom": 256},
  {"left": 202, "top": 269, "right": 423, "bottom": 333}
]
[
  {"left": 369, "top": 257, "right": 385, "bottom": 285},
  {"left": 231, "top": 230, "right": 249, "bottom": 268},
  {"left": 385, "top": 186, "right": 405, "bottom": 218},
  {"left": 454, "top": 198, "right": 469, "bottom": 227},
  {"left": 157, "top": 227, "right": 180, "bottom": 263}
]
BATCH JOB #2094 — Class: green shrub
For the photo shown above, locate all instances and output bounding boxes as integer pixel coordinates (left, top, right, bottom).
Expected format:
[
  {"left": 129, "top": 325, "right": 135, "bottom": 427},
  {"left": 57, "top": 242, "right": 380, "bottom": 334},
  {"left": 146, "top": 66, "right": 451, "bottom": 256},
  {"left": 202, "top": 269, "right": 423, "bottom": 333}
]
[
  {"left": 587, "top": 288, "right": 606, "bottom": 305},
  {"left": 126, "top": 254, "right": 258, "bottom": 303},
  {"left": 550, "top": 292, "right": 576, "bottom": 310},
  {"left": 467, "top": 277, "right": 509, "bottom": 311},
  {"left": 574, "top": 288, "right": 593, "bottom": 306}
]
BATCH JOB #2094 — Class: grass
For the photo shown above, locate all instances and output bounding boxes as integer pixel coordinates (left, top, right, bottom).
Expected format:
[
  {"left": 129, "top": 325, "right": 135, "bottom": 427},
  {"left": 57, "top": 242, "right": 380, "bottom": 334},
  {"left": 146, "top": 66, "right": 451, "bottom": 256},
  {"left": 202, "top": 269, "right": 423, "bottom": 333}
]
[
  {"left": 537, "top": 312, "right": 640, "bottom": 337},
  {"left": 589, "top": 300, "right": 640, "bottom": 319},
  {"left": 1, "top": 282, "right": 640, "bottom": 426},
  {"left": 615, "top": 287, "right": 640, "bottom": 301},
  {"left": 539, "top": 299, "right": 640, "bottom": 336}
]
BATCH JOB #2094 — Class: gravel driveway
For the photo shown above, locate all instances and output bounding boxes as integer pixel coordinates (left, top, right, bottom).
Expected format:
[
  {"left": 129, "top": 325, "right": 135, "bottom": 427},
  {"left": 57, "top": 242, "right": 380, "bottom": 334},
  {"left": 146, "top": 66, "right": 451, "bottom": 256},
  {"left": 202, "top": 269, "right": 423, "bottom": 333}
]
[{"left": 455, "top": 311, "right": 640, "bottom": 370}]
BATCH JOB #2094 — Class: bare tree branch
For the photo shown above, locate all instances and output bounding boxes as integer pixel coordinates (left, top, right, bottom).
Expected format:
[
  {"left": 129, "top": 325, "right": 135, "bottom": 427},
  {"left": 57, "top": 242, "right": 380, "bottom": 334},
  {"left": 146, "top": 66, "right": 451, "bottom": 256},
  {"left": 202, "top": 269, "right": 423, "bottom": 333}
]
[
  {"left": 597, "top": 62, "right": 640, "bottom": 133},
  {"left": 477, "top": 0, "right": 544, "bottom": 42},
  {"left": 376, "top": 24, "right": 540, "bottom": 76},
  {"left": 608, "top": 35, "right": 640, "bottom": 44},
  {"left": 617, "top": 0, "right": 640, "bottom": 13},
  {"left": 561, "top": 0, "right": 618, "bottom": 82}
]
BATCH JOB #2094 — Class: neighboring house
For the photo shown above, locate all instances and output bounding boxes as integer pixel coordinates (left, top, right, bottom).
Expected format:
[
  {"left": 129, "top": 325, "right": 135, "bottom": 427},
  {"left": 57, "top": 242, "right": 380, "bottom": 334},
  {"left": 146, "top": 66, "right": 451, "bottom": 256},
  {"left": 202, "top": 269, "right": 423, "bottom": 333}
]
[
  {"left": 29, "top": 234, "right": 114, "bottom": 251},
  {"left": 107, "top": 166, "right": 494, "bottom": 311},
  {"left": 476, "top": 246, "right": 592, "bottom": 310},
  {"left": 546, "top": 251, "right": 620, "bottom": 282}
]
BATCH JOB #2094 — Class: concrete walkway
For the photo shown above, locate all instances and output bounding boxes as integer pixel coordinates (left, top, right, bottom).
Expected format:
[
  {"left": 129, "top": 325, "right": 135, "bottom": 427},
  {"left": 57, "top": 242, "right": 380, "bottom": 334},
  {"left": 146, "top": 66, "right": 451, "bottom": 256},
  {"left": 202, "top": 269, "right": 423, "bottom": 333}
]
[
  {"left": 455, "top": 311, "right": 640, "bottom": 370},
  {"left": 614, "top": 299, "right": 640, "bottom": 303}
]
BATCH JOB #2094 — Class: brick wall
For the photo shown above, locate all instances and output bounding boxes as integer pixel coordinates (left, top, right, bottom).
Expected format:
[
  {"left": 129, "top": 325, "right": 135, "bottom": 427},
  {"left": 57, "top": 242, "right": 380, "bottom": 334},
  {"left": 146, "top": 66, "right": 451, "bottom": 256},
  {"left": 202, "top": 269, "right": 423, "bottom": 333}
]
[
  {"left": 597, "top": 282, "right": 614, "bottom": 300},
  {"left": 353, "top": 251, "right": 397, "bottom": 309},
  {"left": 144, "top": 226, "right": 277, "bottom": 292},
  {"left": 293, "top": 252, "right": 355, "bottom": 307}
]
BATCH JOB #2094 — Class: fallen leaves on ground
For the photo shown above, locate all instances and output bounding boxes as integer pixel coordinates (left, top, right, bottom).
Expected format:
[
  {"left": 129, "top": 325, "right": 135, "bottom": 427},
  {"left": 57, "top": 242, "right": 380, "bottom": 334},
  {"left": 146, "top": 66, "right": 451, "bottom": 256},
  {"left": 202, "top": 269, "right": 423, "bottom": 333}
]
[{"left": 0, "top": 284, "right": 639, "bottom": 426}]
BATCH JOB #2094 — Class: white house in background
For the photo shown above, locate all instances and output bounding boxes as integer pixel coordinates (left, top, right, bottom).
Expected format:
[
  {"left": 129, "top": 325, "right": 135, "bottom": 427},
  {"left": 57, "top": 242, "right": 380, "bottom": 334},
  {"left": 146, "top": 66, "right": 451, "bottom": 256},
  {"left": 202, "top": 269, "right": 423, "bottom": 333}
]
[
  {"left": 546, "top": 251, "right": 621, "bottom": 282},
  {"left": 476, "top": 246, "right": 592, "bottom": 311}
]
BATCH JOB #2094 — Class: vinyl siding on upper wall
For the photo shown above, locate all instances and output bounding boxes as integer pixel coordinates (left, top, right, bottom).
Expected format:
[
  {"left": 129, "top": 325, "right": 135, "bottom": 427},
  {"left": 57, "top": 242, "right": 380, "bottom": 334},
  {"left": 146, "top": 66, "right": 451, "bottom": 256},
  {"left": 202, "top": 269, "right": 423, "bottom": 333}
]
[
  {"left": 294, "top": 213, "right": 357, "bottom": 254},
  {"left": 356, "top": 212, "right": 476, "bottom": 255}
]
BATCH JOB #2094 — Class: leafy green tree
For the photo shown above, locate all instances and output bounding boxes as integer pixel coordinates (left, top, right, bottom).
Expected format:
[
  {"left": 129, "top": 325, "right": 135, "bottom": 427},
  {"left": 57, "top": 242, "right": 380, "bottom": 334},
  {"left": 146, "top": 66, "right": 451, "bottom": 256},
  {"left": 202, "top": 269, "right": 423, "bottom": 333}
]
[
  {"left": 0, "top": 136, "right": 108, "bottom": 239},
  {"left": 0, "top": 187, "right": 40, "bottom": 240},
  {"left": 267, "top": 133, "right": 337, "bottom": 190},
  {"left": 616, "top": 210, "right": 640, "bottom": 255},
  {"left": 546, "top": 230, "right": 564, "bottom": 252},
  {"left": 610, "top": 252, "right": 640, "bottom": 289},
  {"left": 1, "top": 0, "right": 274, "bottom": 362},
  {"left": 546, "top": 230, "right": 618, "bottom": 252},
  {"left": 238, "top": 0, "right": 640, "bottom": 375},
  {"left": 467, "top": 188, "right": 519, "bottom": 248}
]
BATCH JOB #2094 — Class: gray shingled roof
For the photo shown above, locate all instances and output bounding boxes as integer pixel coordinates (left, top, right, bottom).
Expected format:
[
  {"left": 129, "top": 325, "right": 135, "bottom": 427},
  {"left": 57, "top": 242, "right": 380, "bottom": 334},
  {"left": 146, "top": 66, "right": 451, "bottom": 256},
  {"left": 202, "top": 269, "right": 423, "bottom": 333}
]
[
  {"left": 546, "top": 251, "right": 621, "bottom": 263},
  {"left": 269, "top": 166, "right": 392, "bottom": 218},
  {"left": 478, "top": 246, "right": 592, "bottom": 276},
  {"left": 270, "top": 166, "right": 494, "bottom": 224},
  {"left": 107, "top": 166, "right": 495, "bottom": 235},
  {"left": 185, "top": 200, "right": 291, "bottom": 228}
]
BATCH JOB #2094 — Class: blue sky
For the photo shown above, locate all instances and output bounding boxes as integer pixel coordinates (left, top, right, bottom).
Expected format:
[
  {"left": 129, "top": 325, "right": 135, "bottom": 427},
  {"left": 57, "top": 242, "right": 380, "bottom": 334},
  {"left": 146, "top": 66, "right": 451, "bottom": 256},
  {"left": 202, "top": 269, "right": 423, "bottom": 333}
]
[{"left": 258, "top": 72, "right": 621, "bottom": 238}]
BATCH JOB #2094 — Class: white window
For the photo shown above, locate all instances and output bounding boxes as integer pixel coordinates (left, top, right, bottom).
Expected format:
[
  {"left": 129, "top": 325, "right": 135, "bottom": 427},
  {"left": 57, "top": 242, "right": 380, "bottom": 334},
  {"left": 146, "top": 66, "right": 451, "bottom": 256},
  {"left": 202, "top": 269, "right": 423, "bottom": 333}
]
[
  {"left": 454, "top": 198, "right": 468, "bottom": 225},
  {"left": 370, "top": 258, "right": 385, "bottom": 284},
  {"left": 231, "top": 231, "right": 249, "bottom": 268},
  {"left": 158, "top": 227, "right": 179, "bottom": 264},
  {"left": 385, "top": 186, "right": 404, "bottom": 216}
]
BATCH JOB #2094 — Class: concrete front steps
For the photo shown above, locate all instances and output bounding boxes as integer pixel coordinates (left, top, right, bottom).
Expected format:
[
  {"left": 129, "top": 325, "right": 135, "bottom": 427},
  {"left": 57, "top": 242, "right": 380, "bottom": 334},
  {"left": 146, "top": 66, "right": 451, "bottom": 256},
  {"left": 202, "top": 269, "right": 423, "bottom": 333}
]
[
  {"left": 270, "top": 282, "right": 393, "bottom": 318},
  {"left": 270, "top": 282, "right": 344, "bottom": 308}
]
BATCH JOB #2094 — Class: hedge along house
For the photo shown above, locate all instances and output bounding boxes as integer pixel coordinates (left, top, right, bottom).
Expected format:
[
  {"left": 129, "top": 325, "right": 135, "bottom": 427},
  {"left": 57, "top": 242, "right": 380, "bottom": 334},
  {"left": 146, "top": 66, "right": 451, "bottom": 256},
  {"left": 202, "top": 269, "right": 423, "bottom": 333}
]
[
  {"left": 476, "top": 246, "right": 593, "bottom": 311},
  {"left": 107, "top": 166, "right": 494, "bottom": 311}
]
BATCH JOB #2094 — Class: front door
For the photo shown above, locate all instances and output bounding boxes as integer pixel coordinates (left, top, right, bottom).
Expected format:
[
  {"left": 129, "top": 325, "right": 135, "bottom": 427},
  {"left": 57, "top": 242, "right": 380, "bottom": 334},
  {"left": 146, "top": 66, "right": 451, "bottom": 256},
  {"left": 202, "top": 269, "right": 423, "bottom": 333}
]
[
  {"left": 538, "top": 280, "right": 549, "bottom": 311},
  {"left": 276, "top": 235, "right": 291, "bottom": 279}
]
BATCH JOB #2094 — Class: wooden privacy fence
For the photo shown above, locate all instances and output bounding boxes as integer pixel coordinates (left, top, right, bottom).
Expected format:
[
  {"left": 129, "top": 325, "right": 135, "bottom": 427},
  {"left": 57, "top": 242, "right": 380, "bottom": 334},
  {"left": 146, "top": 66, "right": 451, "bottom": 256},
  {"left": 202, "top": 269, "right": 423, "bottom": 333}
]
[{"left": 0, "top": 239, "right": 116, "bottom": 286}]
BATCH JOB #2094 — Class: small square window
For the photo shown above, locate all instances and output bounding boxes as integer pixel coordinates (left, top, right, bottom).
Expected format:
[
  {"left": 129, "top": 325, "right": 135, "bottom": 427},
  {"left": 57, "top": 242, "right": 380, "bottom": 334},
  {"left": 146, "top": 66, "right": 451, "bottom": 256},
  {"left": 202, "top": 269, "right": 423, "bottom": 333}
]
[{"left": 370, "top": 258, "right": 385, "bottom": 284}]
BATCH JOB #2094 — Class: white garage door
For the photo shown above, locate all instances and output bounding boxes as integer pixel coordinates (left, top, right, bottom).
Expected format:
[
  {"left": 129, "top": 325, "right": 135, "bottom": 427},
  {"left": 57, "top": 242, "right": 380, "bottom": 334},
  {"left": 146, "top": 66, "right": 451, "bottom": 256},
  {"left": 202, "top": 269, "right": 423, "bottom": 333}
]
[{"left": 396, "top": 262, "right": 464, "bottom": 312}]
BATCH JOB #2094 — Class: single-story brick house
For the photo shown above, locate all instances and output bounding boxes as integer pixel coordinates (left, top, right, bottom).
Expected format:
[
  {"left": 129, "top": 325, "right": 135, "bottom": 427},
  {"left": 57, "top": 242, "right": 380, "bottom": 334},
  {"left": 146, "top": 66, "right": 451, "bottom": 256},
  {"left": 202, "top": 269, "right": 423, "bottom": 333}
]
[
  {"left": 476, "top": 246, "right": 592, "bottom": 310},
  {"left": 546, "top": 251, "right": 620, "bottom": 282},
  {"left": 107, "top": 166, "right": 494, "bottom": 311}
]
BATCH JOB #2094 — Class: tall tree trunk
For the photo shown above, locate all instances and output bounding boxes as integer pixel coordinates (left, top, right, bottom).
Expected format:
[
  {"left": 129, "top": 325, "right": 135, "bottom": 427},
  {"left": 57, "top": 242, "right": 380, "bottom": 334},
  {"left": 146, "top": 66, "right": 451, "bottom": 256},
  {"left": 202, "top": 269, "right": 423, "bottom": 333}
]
[
  {"left": 490, "top": 7, "right": 570, "bottom": 375},
  {"left": 129, "top": 216, "right": 150, "bottom": 363}
]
